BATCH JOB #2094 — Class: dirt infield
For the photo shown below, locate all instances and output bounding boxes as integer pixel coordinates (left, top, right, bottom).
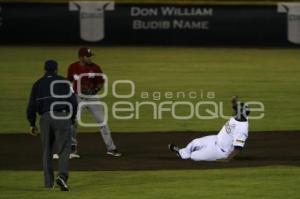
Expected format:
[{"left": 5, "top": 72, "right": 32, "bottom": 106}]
[{"left": 0, "top": 132, "right": 299, "bottom": 171}]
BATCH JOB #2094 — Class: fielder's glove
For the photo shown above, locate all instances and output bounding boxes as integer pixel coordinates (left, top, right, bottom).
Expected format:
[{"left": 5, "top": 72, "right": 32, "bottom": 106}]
[{"left": 29, "top": 126, "right": 39, "bottom": 136}]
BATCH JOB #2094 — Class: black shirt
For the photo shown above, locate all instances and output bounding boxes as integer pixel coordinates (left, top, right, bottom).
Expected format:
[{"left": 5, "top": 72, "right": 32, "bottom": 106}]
[{"left": 26, "top": 72, "right": 77, "bottom": 127}]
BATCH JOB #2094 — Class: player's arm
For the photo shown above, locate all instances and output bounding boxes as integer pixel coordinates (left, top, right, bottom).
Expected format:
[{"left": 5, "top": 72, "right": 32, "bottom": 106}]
[
  {"left": 217, "top": 133, "right": 247, "bottom": 162},
  {"left": 67, "top": 65, "right": 74, "bottom": 82},
  {"left": 26, "top": 83, "right": 38, "bottom": 136},
  {"left": 94, "top": 65, "right": 105, "bottom": 92},
  {"left": 216, "top": 146, "right": 243, "bottom": 163},
  {"left": 227, "top": 146, "right": 243, "bottom": 161},
  {"left": 228, "top": 132, "right": 247, "bottom": 161}
]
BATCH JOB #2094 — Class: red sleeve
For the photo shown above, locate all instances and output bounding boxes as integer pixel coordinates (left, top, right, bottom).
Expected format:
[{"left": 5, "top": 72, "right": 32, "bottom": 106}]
[{"left": 67, "top": 64, "right": 74, "bottom": 82}]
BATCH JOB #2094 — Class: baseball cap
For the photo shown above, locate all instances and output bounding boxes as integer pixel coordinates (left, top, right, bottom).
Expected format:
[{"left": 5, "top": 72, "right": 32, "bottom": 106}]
[
  {"left": 78, "top": 47, "right": 93, "bottom": 57},
  {"left": 44, "top": 59, "right": 58, "bottom": 72}
]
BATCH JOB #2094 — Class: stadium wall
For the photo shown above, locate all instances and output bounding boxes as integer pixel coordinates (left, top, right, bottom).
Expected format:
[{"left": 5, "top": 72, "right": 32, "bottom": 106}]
[{"left": 0, "top": 2, "right": 299, "bottom": 46}]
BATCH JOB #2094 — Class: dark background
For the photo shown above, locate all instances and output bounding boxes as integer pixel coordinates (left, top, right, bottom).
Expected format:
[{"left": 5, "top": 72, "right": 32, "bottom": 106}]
[{"left": 0, "top": 3, "right": 293, "bottom": 46}]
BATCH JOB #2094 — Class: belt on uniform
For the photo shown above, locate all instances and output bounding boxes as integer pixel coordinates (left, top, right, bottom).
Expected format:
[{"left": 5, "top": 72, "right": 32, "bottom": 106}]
[{"left": 41, "top": 109, "right": 68, "bottom": 115}]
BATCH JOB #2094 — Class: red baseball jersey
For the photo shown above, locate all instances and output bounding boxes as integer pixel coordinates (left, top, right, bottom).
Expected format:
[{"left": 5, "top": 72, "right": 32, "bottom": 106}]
[{"left": 67, "top": 61, "right": 105, "bottom": 93}]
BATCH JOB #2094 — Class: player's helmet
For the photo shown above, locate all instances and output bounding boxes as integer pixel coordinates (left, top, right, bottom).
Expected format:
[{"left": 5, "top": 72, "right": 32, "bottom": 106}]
[{"left": 78, "top": 47, "right": 93, "bottom": 57}]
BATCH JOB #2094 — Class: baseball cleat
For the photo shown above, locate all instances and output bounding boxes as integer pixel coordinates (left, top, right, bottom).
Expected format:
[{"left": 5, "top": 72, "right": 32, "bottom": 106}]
[
  {"left": 69, "top": 152, "right": 80, "bottom": 159},
  {"left": 107, "top": 149, "right": 122, "bottom": 157},
  {"left": 53, "top": 154, "right": 59, "bottom": 160},
  {"left": 168, "top": 144, "right": 181, "bottom": 157},
  {"left": 56, "top": 176, "right": 69, "bottom": 192}
]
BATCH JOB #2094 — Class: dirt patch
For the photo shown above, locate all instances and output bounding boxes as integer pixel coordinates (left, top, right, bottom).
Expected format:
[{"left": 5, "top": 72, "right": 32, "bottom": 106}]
[{"left": 0, "top": 132, "right": 299, "bottom": 171}]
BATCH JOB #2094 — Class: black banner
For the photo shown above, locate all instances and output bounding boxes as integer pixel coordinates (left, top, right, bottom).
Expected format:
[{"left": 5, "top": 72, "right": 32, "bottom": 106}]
[{"left": 0, "top": 2, "right": 299, "bottom": 46}]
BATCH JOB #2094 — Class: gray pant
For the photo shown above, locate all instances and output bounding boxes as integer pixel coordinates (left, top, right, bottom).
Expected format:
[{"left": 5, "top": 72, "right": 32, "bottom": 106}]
[
  {"left": 71, "top": 95, "right": 116, "bottom": 151},
  {"left": 40, "top": 112, "right": 71, "bottom": 187}
]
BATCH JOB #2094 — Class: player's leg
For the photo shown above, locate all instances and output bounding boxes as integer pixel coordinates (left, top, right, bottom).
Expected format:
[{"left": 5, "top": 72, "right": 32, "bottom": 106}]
[
  {"left": 53, "top": 124, "right": 78, "bottom": 159},
  {"left": 70, "top": 124, "right": 77, "bottom": 148},
  {"left": 69, "top": 124, "right": 80, "bottom": 159},
  {"left": 40, "top": 113, "right": 55, "bottom": 188},
  {"left": 65, "top": 95, "right": 90, "bottom": 159},
  {"left": 179, "top": 135, "right": 216, "bottom": 159},
  {"left": 68, "top": 95, "right": 85, "bottom": 157},
  {"left": 189, "top": 136, "right": 225, "bottom": 161},
  {"left": 87, "top": 102, "right": 118, "bottom": 152},
  {"left": 52, "top": 113, "right": 71, "bottom": 191}
]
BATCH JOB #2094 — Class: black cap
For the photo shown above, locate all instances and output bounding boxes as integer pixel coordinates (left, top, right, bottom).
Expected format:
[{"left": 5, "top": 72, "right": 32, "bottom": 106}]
[{"left": 44, "top": 60, "right": 58, "bottom": 72}]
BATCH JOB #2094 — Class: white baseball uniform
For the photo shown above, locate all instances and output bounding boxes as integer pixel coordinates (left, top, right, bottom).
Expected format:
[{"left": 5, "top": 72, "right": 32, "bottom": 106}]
[{"left": 179, "top": 117, "right": 249, "bottom": 161}]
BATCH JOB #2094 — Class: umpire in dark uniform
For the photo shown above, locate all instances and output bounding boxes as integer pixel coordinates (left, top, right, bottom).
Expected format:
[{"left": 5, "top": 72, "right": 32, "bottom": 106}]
[{"left": 27, "top": 60, "right": 77, "bottom": 191}]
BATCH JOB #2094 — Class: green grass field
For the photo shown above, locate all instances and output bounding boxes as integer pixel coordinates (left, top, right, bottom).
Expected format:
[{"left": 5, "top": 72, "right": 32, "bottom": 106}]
[
  {"left": 0, "top": 46, "right": 300, "bottom": 133},
  {"left": 1, "top": 47, "right": 299, "bottom": 198},
  {"left": 1, "top": 166, "right": 299, "bottom": 199}
]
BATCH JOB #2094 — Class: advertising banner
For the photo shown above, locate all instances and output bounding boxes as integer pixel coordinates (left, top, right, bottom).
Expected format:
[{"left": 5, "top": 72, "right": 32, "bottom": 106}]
[{"left": 0, "top": 2, "right": 298, "bottom": 45}]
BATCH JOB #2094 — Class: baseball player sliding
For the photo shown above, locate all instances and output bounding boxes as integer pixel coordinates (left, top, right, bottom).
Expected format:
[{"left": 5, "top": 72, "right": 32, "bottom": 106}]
[
  {"left": 54, "top": 47, "right": 121, "bottom": 159},
  {"left": 169, "top": 96, "right": 249, "bottom": 162}
]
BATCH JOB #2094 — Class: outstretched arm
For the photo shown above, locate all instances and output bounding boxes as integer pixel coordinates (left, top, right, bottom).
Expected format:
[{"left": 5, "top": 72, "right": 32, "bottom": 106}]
[
  {"left": 217, "top": 146, "right": 243, "bottom": 163},
  {"left": 227, "top": 147, "right": 242, "bottom": 161}
]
